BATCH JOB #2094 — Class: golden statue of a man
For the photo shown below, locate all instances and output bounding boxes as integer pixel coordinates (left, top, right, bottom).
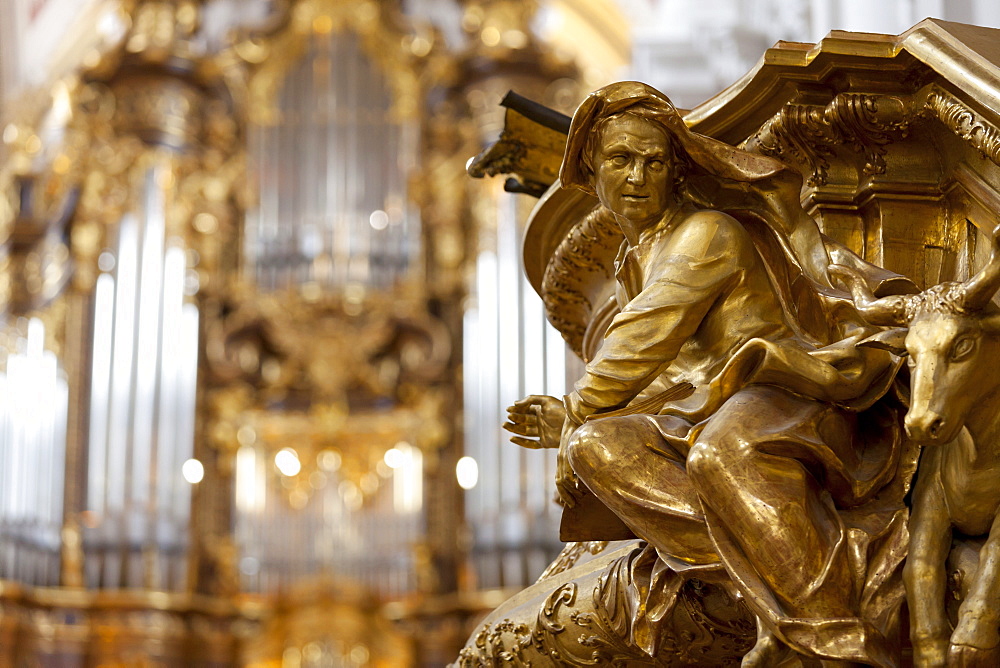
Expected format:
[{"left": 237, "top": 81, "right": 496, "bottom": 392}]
[{"left": 478, "top": 82, "right": 914, "bottom": 666}]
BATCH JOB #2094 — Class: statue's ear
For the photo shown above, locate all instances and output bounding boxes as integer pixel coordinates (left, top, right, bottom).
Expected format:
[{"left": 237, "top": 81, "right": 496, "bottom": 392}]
[
  {"left": 858, "top": 327, "right": 909, "bottom": 357},
  {"left": 981, "top": 312, "right": 1000, "bottom": 334}
]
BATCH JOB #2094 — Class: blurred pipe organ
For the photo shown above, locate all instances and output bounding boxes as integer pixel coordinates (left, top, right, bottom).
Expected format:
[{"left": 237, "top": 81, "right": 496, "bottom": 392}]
[{"left": 0, "top": 0, "right": 619, "bottom": 664}]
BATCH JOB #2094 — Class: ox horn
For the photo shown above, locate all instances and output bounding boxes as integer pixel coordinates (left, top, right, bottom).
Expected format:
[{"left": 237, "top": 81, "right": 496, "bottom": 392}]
[
  {"left": 828, "top": 264, "right": 911, "bottom": 326},
  {"left": 959, "top": 230, "right": 1000, "bottom": 311}
]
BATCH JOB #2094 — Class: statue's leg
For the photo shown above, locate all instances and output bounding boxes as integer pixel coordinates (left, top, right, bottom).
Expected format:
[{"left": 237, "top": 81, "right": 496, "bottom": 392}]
[
  {"left": 950, "top": 509, "right": 1000, "bottom": 665},
  {"left": 902, "top": 447, "right": 951, "bottom": 667},
  {"left": 685, "top": 385, "right": 898, "bottom": 666},
  {"left": 686, "top": 385, "right": 856, "bottom": 618},
  {"left": 566, "top": 414, "right": 718, "bottom": 564}
]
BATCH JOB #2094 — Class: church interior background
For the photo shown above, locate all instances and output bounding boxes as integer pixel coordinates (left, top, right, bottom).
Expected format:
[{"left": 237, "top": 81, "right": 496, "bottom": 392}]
[{"left": 1, "top": 0, "right": 999, "bottom": 665}]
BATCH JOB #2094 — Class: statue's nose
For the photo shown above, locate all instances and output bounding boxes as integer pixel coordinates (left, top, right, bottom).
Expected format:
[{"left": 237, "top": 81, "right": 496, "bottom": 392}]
[
  {"left": 627, "top": 162, "right": 645, "bottom": 185},
  {"left": 904, "top": 411, "right": 945, "bottom": 441}
]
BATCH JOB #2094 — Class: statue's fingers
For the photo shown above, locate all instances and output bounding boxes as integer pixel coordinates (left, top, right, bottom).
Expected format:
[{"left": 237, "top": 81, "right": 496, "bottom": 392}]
[
  {"left": 502, "top": 421, "right": 538, "bottom": 437},
  {"left": 508, "top": 397, "right": 538, "bottom": 410},
  {"left": 510, "top": 436, "right": 545, "bottom": 449},
  {"left": 555, "top": 480, "right": 577, "bottom": 508},
  {"left": 505, "top": 411, "right": 538, "bottom": 425},
  {"left": 510, "top": 394, "right": 554, "bottom": 409}
]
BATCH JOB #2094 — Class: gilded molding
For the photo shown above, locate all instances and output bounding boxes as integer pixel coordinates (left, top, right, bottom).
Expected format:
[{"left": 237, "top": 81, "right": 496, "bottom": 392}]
[{"left": 919, "top": 86, "right": 1000, "bottom": 166}]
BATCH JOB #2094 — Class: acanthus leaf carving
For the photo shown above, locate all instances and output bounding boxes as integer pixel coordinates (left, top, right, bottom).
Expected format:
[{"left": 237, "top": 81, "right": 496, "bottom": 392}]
[{"left": 743, "top": 93, "right": 909, "bottom": 186}]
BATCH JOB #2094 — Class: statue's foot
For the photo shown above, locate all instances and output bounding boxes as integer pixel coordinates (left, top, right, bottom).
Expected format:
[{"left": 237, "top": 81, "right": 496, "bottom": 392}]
[
  {"left": 947, "top": 643, "right": 1000, "bottom": 667},
  {"left": 951, "top": 610, "right": 1000, "bottom": 649},
  {"left": 949, "top": 610, "right": 1000, "bottom": 667},
  {"left": 909, "top": 634, "right": 948, "bottom": 668}
]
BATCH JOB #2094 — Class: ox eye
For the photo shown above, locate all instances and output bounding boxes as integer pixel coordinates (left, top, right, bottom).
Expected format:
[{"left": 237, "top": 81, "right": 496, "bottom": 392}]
[{"left": 950, "top": 336, "right": 975, "bottom": 361}]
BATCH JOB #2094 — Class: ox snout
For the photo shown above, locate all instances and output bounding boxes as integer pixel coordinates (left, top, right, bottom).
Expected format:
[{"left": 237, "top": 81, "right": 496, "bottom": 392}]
[{"left": 904, "top": 410, "right": 948, "bottom": 442}]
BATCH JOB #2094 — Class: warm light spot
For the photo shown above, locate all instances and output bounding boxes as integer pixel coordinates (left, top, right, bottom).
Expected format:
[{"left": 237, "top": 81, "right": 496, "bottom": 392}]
[
  {"left": 384, "top": 447, "right": 404, "bottom": 469},
  {"left": 275, "top": 448, "right": 301, "bottom": 477},
  {"left": 501, "top": 29, "right": 527, "bottom": 49},
  {"left": 410, "top": 36, "right": 431, "bottom": 57},
  {"left": 350, "top": 645, "right": 370, "bottom": 664},
  {"left": 481, "top": 26, "right": 501, "bottom": 47},
  {"left": 312, "top": 14, "right": 334, "bottom": 34},
  {"left": 182, "top": 458, "right": 205, "bottom": 484},
  {"left": 193, "top": 212, "right": 218, "bottom": 235},
  {"left": 456, "top": 456, "right": 479, "bottom": 490},
  {"left": 317, "top": 449, "right": 341, "bottom": 472},
  {"left": 369, "top": 209, "right": 389, "bottom": 230},
  {"left": 52, "top": 154, "right": 71, "bottom": 175},
  {"left": 24, "top": 135, "right": 41, "bottom": 154},
  {"left": 236, "top": 425, "right": 256, "bottom": 447}
]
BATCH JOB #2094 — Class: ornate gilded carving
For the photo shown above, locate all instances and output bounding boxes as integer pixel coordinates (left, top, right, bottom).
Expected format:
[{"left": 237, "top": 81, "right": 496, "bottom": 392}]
[
  {"left": 743, "top": 93, "right": 909, "bottom": 186},
  {"left": 540, "top": 205, "right": 620, "bottom": 358},
  {"left": 455, "top": 541, "right": 755, "bottom": 666},
  {"left": 740, "top": 83, "right": 1000, "bottom": 193},
  {"left": 537, "top": 541, "right": 609, "bottom": 582},
  {"left": 919, "top": 86, "right": 1000, "bottom": 165}
]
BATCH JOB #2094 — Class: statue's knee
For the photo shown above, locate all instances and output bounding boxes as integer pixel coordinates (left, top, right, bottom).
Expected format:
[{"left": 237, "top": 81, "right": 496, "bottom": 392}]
[
  {"left": 566, "top": 421, "right": 606, "bottom": 475},
  {"left": 688, "top": 419, "right": 756, "bottom": 483},
  {"left": 567, "top": 417, "right": 638, "bottom": 475},
  {"left": 687, "top": 431, "right": 741, "bottom": 485}
]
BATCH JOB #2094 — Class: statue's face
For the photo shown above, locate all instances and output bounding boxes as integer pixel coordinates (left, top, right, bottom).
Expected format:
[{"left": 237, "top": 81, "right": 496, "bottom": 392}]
[{"left": 593, "top": 115, "right": 672, "bottom": 227}]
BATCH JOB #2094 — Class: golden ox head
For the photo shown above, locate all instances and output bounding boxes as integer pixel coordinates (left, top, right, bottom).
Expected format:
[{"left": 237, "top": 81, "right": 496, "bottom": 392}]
[{"left": 830, "top": 236, "right": 1000, "bottom": 444}]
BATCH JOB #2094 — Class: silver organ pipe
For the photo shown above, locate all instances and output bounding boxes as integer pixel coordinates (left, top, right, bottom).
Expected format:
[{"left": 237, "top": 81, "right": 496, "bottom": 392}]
[
  {"left": 246, "top": 31, "right": 418, "bottom": 292},
  {"left": 83, "top": 166, "right": 200, "bottom": 590},
  {"left": 0, "top": 317, "right": 69, "bottom": 587},
  {"left": 461, "top": 185, "right": 574, "bottom": 590}
]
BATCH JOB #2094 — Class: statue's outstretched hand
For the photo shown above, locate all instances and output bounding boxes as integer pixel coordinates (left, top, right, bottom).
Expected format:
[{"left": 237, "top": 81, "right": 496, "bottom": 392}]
[{"left": 503, "top": 395, "right": 565, "bottom": 450}]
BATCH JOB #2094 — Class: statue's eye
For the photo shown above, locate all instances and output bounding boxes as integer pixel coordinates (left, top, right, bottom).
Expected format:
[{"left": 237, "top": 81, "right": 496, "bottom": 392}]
[
  {"left": 950, "top": 336, "right": 975, "bottom": 361},
  {"left": 648, "top": 158, "right": 665, "bottom": 171},
  {"left": 609, "top": 154, "right": 629, "bottom": 166}
]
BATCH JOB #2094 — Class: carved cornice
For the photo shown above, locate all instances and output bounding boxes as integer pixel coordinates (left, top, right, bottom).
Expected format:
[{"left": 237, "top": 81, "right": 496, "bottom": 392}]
[{"left": 918, "top": 87, "right": 1000, "bottom": 165}]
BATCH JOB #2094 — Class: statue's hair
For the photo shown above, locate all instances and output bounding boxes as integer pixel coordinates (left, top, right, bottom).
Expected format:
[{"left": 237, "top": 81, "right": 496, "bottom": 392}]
[{"left": 904, "top": 282, "right": 978, "bottom": 319}]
